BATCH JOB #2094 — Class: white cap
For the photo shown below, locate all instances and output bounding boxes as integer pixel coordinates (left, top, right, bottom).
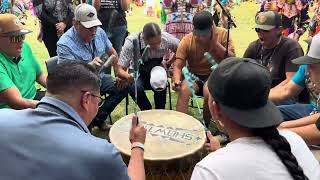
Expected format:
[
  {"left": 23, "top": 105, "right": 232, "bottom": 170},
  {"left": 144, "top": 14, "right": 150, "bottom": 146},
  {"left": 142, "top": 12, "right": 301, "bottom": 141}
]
[
  {"left": 150, "top": 66, "right": 167, "bottom": 91},
  {"left": 75, "top": 3, "right": 102, "bottom": 28}
]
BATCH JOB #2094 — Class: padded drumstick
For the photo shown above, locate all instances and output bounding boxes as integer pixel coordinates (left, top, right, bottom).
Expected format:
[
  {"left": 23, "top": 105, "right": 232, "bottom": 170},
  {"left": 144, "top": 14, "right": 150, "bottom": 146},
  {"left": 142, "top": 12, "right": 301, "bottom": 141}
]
[
  {"left": 204, "top": 52, "right": 218, "bottom": 70},
  {"left": 182, "top": 67, "right": 210, "bottom": 143}
]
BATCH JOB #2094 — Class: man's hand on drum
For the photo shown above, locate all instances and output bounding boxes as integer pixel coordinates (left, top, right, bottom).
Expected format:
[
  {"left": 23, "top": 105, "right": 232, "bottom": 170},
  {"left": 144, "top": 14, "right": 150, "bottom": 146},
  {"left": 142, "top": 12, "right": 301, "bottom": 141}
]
[
  {"left": 205, "top": 131, "right": 221, "bottom": 152},
  {"left": 130, "top": 115, "right": 147, "bottom": 144}
]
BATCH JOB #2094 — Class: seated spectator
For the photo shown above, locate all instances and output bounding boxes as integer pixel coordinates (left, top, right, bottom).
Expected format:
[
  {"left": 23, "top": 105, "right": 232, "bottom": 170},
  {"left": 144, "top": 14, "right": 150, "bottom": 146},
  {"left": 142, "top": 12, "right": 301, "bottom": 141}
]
[
  {"left": 0, "top": 60, "right": 146, "bottom": 180},
  {"left": 57, "top": 3, "right": 128, "bottom": 131},
  {"left": 269, "top": 34, "right": 320, "bottom": 144},
  {"left": 243, "top": 11, "right": 303, "bottom": 90},
  {"left": 117, "top": 22, "right": 179, "bottom": 110},
  {"left": 172, "top": 11, "right": 235, "bottom": 126},
  {"left": 0, "top": 14, "right": 46, "bottom": 109},
  {"left": 191, "top": 57, "right": 320, "bottom": 180}
]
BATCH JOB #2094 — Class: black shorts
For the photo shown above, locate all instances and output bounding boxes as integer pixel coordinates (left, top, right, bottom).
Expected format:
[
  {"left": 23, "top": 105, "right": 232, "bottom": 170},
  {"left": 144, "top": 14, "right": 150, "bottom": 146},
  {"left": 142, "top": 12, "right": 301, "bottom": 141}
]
[{"left": 194, "top": 74, "right": 210, "bottom": 97}]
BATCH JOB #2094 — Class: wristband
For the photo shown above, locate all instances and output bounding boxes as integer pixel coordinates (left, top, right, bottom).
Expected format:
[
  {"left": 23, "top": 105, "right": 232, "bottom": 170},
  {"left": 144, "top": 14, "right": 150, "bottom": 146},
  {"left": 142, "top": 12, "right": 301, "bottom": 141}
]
[
  {"left": 131, "top": 142, "right": 144, "bottom": 151},
  {"left": 316, "top": 118, "right": 320, "bottom": 131}
]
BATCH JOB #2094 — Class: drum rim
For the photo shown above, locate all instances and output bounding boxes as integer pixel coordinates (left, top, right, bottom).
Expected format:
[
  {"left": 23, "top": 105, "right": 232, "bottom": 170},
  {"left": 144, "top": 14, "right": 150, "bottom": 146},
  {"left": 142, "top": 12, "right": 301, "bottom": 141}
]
[{"left": 110, "top": 110, "right": 206, "bottom": 161}]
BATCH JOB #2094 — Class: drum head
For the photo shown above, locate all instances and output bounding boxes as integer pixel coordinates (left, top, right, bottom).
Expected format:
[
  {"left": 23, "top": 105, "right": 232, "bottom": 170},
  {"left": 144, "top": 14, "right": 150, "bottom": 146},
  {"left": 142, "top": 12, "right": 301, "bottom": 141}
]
[{"left": 110, "top": 110, "right": 206, "bottom": 161}]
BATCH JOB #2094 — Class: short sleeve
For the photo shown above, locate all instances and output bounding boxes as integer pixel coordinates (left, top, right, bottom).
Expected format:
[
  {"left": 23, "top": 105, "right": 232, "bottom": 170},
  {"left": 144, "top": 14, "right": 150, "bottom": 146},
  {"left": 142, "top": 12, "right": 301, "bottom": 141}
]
[
  {"left": 175, "top": 35, "right": 190, "bottom": 63},
  {"left": 291, "top": 65, "right": 306, "bottom": 87},
  {"left": 119, "top": 37, "right": 134, "bottom": 68},
  {"left": 191, "top": 164, "right": 220, "bottom": 180},
  {"left": 284, "top": 41, "right": 304, "bottom": 72},
  {"left": 0, "top": 66, "right": 14, "bottom": 92},
  {"left": 243, "top": 41, "right": 259, "bottom": 59},
  {"left": 57, "top": 43, "right": 77, "bottom": 63}
]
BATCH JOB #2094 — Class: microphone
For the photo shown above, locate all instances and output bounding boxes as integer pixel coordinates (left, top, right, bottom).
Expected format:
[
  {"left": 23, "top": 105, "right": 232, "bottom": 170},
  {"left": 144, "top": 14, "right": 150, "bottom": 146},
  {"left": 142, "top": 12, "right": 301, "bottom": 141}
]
[{"left": 204, "top": 52, "right": 218, "bottom": 70}]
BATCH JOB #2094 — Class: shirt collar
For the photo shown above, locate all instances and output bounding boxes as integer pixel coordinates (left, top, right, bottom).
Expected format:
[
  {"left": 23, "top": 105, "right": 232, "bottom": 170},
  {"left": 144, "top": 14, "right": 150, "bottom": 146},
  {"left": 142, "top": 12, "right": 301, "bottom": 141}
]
[{"left": 38, "top": 96, "right": 90, "bottom": 133}]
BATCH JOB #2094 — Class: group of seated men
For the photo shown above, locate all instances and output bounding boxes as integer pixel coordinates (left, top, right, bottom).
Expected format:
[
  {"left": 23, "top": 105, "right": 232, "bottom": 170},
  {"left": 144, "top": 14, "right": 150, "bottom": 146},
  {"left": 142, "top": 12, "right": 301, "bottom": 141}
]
[
  {"left": 0, "top": 3, "right": 320, "bottom": 143},
  {"left": 0, "top": 2, "right": 320, "bottom": 179}
]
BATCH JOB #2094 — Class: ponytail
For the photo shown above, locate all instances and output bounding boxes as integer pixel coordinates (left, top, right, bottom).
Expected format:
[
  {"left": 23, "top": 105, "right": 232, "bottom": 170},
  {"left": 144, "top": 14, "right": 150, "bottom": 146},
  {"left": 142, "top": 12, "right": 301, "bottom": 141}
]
[{"left": 253, "top": 126, "right": 309, "bottom": 180}]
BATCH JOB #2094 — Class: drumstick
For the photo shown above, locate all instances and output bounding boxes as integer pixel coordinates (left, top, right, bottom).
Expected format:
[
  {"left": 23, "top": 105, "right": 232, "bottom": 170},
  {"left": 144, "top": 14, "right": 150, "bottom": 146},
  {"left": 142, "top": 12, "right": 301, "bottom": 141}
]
[
  {"left": 182, "top": 67, "right": 210, "bottom": 142},
  {"left": 132, "top": 39, "right": 141, "bottom": 124},
  {"left": 204, "top": 52, "right": 218, "bottom": 70}
]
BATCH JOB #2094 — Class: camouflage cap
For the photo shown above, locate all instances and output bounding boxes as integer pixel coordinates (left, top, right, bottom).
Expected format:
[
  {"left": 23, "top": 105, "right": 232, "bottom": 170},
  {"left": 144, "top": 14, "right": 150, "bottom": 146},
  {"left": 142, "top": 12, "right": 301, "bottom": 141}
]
[{"left": 255, "top": 11, "right": 282, "bottom": 30}]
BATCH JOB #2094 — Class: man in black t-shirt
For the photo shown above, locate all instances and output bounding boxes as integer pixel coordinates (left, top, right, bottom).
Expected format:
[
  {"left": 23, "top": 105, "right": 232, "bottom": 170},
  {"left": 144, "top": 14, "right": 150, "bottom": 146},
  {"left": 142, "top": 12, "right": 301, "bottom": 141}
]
[{"left": 244, "top": 11, "right": 303, "bottom": 88}]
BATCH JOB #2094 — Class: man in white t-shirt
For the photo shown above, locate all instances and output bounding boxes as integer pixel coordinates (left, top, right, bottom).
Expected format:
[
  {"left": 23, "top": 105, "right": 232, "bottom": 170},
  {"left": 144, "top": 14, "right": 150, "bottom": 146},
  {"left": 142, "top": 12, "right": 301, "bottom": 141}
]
[{"left": 191, "top": 57, "right": 320, "bottom": 180}]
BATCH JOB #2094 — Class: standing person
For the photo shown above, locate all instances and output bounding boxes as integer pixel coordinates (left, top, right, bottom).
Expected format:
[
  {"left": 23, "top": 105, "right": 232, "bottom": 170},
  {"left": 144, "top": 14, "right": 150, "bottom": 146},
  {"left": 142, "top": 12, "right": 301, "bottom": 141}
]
[
  {"left": 172, "top": 11, "right": 235, "bottom": 126},
  {"left": 33, "top": 0, "right": 74, "bottom": 57},
  {"left": 93, "top": 0, "right": 129, "bottom": 72},
  {"left": 118, "top": 22, "right": 179, "bottom": 110},
  {"left": 243, "top": 11, "right": 303, "bottom": 93},
  {"left": 191, "top": 57, "right": 320, "bottom": 180},
  {"left": 0, "top": 60, "right": 146, "bottom": 180},
  {"left": 57, "top": 3, "right": 128, "bottom": 131},
  {"left": 0, "top": 14, "right": 46, "bottom": 109}
]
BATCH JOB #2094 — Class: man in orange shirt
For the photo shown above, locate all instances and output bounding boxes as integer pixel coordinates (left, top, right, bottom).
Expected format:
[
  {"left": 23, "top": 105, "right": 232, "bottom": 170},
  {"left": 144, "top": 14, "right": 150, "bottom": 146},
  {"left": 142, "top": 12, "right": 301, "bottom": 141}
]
[{"left": 172, "top": 11, "right": 235, "bottom": 126}]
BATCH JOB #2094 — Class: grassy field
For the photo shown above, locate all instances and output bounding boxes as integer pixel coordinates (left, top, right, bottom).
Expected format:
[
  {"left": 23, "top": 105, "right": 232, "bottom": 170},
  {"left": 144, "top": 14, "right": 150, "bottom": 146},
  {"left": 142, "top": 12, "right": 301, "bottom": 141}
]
[{"left": 22, "top": 2, "right": 308, "bottom": 134}]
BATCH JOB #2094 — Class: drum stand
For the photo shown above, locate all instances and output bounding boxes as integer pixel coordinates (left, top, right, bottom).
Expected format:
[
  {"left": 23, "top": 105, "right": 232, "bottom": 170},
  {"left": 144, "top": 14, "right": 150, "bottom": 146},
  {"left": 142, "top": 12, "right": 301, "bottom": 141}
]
[{"left": 215, "top": 0, "right": 237, "bottom": 58}]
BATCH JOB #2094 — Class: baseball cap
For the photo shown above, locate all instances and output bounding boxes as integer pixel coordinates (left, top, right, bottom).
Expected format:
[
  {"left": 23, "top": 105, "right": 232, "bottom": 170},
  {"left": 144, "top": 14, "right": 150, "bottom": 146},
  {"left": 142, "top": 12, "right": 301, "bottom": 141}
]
[
  {"left": 75, "top": 3, "right": 102, "bottom": 28},
  {"left": 193, "top": 11, "right": 213, "bottom": 36},
  {"left": 293, "top": 34, "right": 320, "bottom": 64},
  {"left": 255, "top": 11, "right": 282, "bottom": 31},
  {"left": 150, "top": 66, "right": 167, "bottom": 91},
  {"left": 0, "top": 14, "right": 31, "bottom": 36},
  {"left": 208, "top": 57, "right": 283, "bottom": 128}
]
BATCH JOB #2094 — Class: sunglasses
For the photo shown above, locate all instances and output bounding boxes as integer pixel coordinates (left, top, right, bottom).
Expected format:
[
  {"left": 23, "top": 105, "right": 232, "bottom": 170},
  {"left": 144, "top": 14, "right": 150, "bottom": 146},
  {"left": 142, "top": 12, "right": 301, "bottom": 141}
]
[
  {"left": 255, "top": 28, "right": 271, "bottom": 33},
  {"left": 1, "top": 34, "right": 26, "bottom": 43}
]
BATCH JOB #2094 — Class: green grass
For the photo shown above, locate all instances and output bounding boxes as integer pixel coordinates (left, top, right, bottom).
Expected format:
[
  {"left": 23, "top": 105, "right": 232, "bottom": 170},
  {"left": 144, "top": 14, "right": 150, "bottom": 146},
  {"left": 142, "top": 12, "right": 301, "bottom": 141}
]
[{"left": 22, "top": 2, "right": 309, "bottom": 136}]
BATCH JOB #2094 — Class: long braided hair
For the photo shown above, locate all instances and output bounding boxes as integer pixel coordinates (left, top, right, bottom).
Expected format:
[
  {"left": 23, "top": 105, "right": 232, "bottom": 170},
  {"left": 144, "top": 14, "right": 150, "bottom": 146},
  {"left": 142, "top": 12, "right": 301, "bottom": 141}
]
[{"left": 253, "top": 126, "right": 309, "bottom": 180}]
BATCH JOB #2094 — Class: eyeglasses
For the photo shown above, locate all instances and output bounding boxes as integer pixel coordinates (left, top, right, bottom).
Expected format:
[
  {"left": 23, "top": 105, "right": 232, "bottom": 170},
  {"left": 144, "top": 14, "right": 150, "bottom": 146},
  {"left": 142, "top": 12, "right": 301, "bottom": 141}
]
[
  {"left": 81, "top": 90, "right": 105, "bottom": 107},
  {"left": 255, "top": 28, "right": 271, "bottom": 33},
  {"left": 1, "top": 34, "right": 26, "bottom": 43}
]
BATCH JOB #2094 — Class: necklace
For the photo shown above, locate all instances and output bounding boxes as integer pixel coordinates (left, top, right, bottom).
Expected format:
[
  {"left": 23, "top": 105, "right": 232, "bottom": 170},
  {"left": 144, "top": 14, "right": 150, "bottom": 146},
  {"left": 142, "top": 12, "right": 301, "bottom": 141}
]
[{"left": 259, "top": 37, "right": 282, "bottom": 72}]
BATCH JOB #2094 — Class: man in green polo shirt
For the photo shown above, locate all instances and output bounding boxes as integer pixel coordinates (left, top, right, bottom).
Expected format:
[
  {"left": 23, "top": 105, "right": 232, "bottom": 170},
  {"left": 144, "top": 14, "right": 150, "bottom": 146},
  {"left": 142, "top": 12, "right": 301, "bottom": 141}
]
[{"left": 0, "top": 14, "right": 46, "bottom": 109}]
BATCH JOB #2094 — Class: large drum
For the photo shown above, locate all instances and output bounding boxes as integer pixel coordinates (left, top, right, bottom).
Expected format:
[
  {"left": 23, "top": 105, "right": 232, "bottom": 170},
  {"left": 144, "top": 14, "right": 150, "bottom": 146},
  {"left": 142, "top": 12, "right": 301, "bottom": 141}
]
[{"left": 110, "top": 110, "right": 206, "bottom": 180}]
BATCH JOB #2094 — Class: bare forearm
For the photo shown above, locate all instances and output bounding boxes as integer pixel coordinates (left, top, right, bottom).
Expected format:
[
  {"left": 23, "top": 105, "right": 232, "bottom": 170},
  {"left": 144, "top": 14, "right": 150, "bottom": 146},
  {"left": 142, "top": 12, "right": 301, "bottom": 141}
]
[
  {"left": 36, "top": 74, "right": 47, "bottom": 88},
  {"left": 128, "top": 148, "right": 145, "bottom": 180},
  {"left": 172, "top": 59, "right": 184, "bottom": 82},
  {"left": 289, "top": 124, "right": 320, "bottom": 145},
  {"left": 10, "top": 98, "right": 39, "bottom": 110},
  {"left": 117, "top": 66, "right": 131, "bottom": 80},
  {"left": 280, "top": 113, "right": 320, "bottom": 128}
]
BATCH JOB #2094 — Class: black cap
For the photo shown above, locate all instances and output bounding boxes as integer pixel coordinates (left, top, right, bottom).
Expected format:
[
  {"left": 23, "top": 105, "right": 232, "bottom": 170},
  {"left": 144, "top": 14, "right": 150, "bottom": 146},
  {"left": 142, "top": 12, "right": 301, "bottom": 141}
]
[
  {"left": 193, "top": 11, "right": 213, "bottom": 36},
  {"left": 208, "top": 57, "right": 283, "bottom": 128}
]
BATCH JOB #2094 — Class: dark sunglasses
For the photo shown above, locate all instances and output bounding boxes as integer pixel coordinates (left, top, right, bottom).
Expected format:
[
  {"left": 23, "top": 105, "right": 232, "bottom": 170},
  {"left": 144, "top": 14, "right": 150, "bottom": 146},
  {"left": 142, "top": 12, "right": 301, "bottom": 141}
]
[
  {"left": 255, "top": 28, "right": 271, "bottom": 33},
  {"left": 2, "top": 34, "right": 26, "bottom": 43}
]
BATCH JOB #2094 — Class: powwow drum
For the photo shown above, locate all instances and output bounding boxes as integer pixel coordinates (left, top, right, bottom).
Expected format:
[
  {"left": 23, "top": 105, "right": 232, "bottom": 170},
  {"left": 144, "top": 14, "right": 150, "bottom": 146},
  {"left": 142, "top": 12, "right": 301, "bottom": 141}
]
[{"left": 109, "top": 110, "right": 207, "bottom": 180}]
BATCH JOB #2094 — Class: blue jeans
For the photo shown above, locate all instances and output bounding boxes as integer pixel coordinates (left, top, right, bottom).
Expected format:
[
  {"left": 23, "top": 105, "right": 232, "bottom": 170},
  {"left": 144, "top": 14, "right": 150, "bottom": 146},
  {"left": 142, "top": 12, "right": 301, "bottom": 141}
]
[
  {"left": 92, "top": 73, "right": 128, "bottom": 126},
  {"left": 277, "top": 103, "right": 313, "bottom": 121}
]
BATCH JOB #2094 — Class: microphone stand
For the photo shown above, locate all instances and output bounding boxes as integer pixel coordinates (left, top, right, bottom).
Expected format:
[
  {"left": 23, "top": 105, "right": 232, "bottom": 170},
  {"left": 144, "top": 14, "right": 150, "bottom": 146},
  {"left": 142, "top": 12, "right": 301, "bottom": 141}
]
[{"left": 214, "top": 0, "right": 237, "bottom": 58}]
